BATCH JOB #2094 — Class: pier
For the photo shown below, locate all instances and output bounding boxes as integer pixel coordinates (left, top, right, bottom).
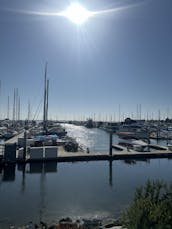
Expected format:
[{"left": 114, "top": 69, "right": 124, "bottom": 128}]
[
  {"left": 14, "top": 145, "right": 172, "bottom": 163},
  {"left": 5, "top": 131, "right": 24, "bottom": 144},
  {"left": 1, "top": 128, "right": 172, "bottom": 164},
  {"left": 53, "top": 146, "right": 172, "bottom": 162}
]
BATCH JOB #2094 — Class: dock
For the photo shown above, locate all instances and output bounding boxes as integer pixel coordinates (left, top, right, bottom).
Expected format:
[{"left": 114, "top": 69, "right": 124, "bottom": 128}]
[
  {"left": 5, "top": 131, "right": 24, "bottom": 144},
  {"left": 57, "top": 146, "right": 172, "bottom": 162},
  {"left": 20, "top": 145, "right": 172, "bottom": 163},
  {"left": 2, "top": 132, "right": 172, "bottom": 164}
]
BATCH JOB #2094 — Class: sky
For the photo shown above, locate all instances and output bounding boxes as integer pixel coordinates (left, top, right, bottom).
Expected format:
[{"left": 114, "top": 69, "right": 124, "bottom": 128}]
[{"left": 0, "top": 0, "right": 172, "bottom": 121}]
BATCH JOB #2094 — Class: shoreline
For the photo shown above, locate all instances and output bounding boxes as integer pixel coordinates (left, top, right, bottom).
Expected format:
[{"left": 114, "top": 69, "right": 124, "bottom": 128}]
[{"left": 4, "top": 216, "right": 122, "bottom": 229}]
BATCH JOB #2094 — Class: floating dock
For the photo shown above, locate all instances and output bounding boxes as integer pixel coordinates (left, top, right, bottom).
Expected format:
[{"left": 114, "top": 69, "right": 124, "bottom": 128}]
[
  {"left": 16, "top": 145, "right": 172, "bottom": 163},
  {"left": 56, "top": 146, "right": 172, "bottom": 162},
  {"left": 5, "top": 131, "right": 24, "bottom": 144},
  {"left": 2, "top": 132, "right": 172, "bottom": 164}
]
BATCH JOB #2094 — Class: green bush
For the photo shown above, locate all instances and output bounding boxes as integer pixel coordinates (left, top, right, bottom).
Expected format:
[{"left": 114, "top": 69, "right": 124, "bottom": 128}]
[{"left": 122, "top": 180, "right": 172, "bottom": 229}]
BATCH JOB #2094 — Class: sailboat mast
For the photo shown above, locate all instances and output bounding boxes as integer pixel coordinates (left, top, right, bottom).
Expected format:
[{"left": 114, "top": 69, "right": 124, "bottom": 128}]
[
  {"left": 43, "top": 63, "right": 47, "bottom": 132},
  {"left": 18, "top": 96, "right": 20, "bottom": 121},
  {"left": 13, "top": 88, "right": 16, "bottom": 122},
  {"left": 46, "top": 79, "right": 49, "bottom": 124},
  {"left": 28, "top": 100, "right": 30, "bottom": 121},
  {"left": 16, "top": 88, "right": 18, "bottom": 121},
  {"left": 0, "top": 80, "right": 1, "bottom": 120},
  {"left": 7, "top": 95, "right": 9, "bottom": 119}
]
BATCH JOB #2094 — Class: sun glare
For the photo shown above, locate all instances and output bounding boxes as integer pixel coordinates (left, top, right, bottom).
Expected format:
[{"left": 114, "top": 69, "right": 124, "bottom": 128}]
[
  {"left": 7, "top": 2, "right": 141, "bottom": 26},
  {"left": 62, "top": 3, "right": 92, "bottom": 25}
]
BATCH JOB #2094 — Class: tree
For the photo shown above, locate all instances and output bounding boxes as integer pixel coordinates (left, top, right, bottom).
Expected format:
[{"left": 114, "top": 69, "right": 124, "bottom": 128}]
[{"left": 122, "top": 180, "right": 172, "bottom": 229}]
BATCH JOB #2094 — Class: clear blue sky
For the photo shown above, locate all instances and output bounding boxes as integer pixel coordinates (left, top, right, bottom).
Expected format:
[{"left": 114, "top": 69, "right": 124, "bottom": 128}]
[{"left": 0, "top": 0, "right": 172, "bottom": 120}]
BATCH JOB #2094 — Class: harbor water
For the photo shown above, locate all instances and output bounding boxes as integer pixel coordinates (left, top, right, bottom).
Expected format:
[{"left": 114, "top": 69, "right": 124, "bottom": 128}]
[
  {"left": 63, "top": 124, "right": 119, "bottom": 152},
  {"left": 0, "top": 124, "right": 172, "bottom": 228}
]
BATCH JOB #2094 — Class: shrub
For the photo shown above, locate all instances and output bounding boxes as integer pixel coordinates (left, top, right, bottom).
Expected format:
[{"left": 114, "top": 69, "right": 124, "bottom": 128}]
[{"left": 122, "top": 180, "right": 172, "bottom": 229}]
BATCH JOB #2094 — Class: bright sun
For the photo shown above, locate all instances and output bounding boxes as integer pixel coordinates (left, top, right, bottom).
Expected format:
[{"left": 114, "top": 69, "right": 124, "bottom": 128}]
[{"left": 62, "top": 3, "right": 92, "bottom": 25}]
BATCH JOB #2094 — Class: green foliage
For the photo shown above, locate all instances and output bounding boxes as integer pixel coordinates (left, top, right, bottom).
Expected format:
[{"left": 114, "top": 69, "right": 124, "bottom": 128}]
[{"left": 122, "top": 180, "right": 172, "bottom": 229}]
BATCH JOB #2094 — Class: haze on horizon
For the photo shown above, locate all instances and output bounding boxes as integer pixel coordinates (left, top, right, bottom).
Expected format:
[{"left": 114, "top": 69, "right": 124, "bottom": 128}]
[{"left": 0, "top": 0, "right": 172, "bottom": 121}]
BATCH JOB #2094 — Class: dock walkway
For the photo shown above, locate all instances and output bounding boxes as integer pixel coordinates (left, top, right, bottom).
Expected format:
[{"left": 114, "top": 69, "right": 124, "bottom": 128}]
[
  {"left": 3, "top": 133, "right": 172, "bottom": 163},
  {"left": 5, "top": 132, "right": 24, "bottom": 144},
  {"left": 23, "top": 146, "right": 172, "bottom": 163},
  {"left": 56, "top": 146, "right": 172, "bottom": 162}
]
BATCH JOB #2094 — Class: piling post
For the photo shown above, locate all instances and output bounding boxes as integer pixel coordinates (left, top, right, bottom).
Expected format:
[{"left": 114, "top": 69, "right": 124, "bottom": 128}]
[{"left": 109, "top": 131, "right": 113, "bottom": 156}]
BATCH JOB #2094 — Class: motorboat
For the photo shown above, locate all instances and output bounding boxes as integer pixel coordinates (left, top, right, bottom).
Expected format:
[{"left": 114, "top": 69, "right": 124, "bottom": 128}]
[{"left": 118, "top": 138, "right": 149, "bottom": 152}]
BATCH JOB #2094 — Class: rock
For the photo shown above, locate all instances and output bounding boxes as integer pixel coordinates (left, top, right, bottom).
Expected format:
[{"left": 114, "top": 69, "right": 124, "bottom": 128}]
[
  {"left": 40, "top": 221, "right": 47, "bottom": 228},
  {"left": 48, "top": 225, "right": 58, "bottom": 229},
  {"left": 59, "top": 217, "right": 73, "bottom": 224}
]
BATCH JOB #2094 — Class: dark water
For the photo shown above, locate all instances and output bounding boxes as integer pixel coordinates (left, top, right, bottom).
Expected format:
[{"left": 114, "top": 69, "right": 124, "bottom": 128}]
[{"left": 0, "top": 125, "right": 172, "bottom": 228}]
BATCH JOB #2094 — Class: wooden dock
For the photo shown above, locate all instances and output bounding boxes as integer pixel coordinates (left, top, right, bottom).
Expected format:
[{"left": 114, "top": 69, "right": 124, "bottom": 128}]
[
  {"left": 57, "top": 147, "right": 172, "bottom": 162},
  {"left": 21, "top": 146, "right": 172, "bottom": 163},
  {"left": 3, "top": 133, "right": 172, "bottom": 163},
  {"left": 5, "top": 131, "right": 24, "bottom": 144}
]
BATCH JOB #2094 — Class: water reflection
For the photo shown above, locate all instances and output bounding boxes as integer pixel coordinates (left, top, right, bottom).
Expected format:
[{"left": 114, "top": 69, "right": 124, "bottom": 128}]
[
  {"left": 1, "top": 124, "right": 172, "bottom": 227},
  {"left": 30, "top": 163, "right": 44, "bottom": 173},
  {"left": 1, "top": 162, "right": 57, "bottom": 184},
  {"left": 0, "top": 159, "right": 151, "bottom": 187},
  {"left": 39, "top": 167, "right": 46, "bottom": 223},
  {"left": 44, "top": 162, "right": 57, "bottom": 173},
  {"left": 29, "top": 162, "right": 57, "bottom": 174},
  {"left": 1, "top": 160, "right": 115, "bottom": 183},
  {"left": 122, "top": 159, "right": 150, "bottom": 165},
  {"left": 0, "top": 158, "right": 171, "bottom": 228},
  {"left": 109, "top": 160, "right": 113, "bottom": 187},
  {"left": 2, "top": 164, "right": 15, "bottom": 182},
  {"left": 63, "top": 124, "right": 119, "bottom": 152}
]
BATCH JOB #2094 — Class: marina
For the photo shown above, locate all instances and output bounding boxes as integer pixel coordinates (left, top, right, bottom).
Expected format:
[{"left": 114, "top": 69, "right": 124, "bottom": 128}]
[
  {"left": 1, "top": 122, "right": 172, "bottom": 228},
  {"left": 1, "top": 124, "right": 172, "bottom": 166},
  {"left": 1, "top": 0, "right": 172, "bottom": 227},
  {"left": 1, "top": 61, "right": 172, "bottom": 166}
]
